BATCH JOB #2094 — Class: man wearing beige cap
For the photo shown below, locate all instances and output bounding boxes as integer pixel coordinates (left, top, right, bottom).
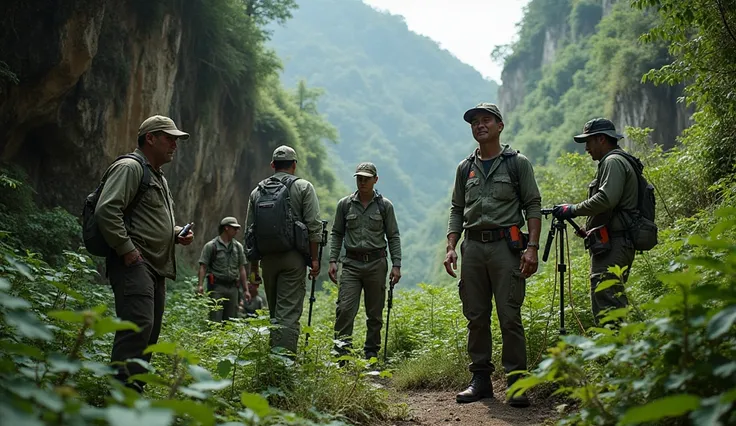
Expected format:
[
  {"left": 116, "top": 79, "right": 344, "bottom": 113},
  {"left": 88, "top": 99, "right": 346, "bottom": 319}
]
[
  {"left": 329, "top": 162, "right": 402, "bottom": 361},
  {"left": 245, "top": 145, "right": 323, "bottom": 355},
  {"left": 94, "top": 114, "right": 193, "bottom": 393},
  {"left": 198, "top": 217, "right": 251, "bottom": 322}
]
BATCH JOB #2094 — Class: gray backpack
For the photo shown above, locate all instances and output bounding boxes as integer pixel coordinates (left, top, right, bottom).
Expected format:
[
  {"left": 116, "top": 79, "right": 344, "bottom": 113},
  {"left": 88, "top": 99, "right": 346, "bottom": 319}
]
[
  {"left": 81, "top": 153, "right": 151, "bottom": 257},
  {"left": 246, "top": 175, "right": 309, "bottom": 259}
]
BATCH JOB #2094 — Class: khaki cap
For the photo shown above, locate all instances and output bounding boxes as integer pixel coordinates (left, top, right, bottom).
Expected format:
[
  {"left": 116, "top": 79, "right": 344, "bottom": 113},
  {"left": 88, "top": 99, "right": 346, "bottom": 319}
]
[
  {"left": 220, "top": 217, "right": 241, "bottom": 228},
  {"left": 463, "top": 103, "right": 503, "bottom": 123},
  {"left": 272, "top": 145, "right": 298, "bottom": 161},
  {"left": 353, "top": 162, "right": 377, "bottom": 177},
  {"left": 138, "top": 115, "right": 190, "bottom": 140}
]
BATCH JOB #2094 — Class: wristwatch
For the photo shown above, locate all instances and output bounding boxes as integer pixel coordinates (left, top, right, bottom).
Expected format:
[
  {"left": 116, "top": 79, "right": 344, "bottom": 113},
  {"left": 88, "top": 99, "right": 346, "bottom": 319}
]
[{"left": 527, "top": 242, "right": 540, "bottom": 249}]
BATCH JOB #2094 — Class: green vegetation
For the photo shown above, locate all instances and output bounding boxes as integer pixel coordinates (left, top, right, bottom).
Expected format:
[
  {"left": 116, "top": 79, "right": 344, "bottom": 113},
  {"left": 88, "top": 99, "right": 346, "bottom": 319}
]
[{"left": 267, "top": 0, "right": 499, "bottom": 284}]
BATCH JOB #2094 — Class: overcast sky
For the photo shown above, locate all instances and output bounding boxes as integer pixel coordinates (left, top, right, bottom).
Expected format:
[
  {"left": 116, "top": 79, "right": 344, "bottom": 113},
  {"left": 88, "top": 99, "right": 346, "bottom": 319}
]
[{"left": 362, "top": 0, "right": 530, "bottom": 83}]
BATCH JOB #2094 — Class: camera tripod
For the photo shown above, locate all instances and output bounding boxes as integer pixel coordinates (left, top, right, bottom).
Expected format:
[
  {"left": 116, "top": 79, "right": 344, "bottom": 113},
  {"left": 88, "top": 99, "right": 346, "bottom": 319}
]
[{"left": 541, "top": 208, "right": 584, "bottom": 336}]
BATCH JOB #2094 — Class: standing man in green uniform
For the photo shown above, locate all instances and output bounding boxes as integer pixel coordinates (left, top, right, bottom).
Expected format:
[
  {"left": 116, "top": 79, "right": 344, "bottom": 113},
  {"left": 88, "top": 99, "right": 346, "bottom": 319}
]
[
  {"left": 95, "top": 115, "right": 194, "bottom": 393},
  {"left": 552, "top": 118, "right": 638, "bottom": 324},
  {"left": 328, "top": 162, "right": 402, "bottom": 360},
  {"left": 197, "top": 217, "right": 251, "bottom": 322},
  {"left": 245, "top": 145, "right": 322, "bottom": 355},
  {"left": 443, "top": 103, "right": 542, "bottom": 407}
]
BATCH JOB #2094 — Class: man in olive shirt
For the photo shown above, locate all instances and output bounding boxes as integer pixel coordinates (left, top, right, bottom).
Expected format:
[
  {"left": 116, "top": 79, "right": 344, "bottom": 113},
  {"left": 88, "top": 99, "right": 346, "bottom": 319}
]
[
  {"left": 328, "top": 162, "right": 402, "bottom": 360},
  {"left": 198, "top": 217, "right": 251, "bottom": 322},
  {"left": 443, "top": 103, "right": 541, "bottom": 407},
  {"left": 94, "top": 115, "right": 194, "bottom": 393},
  {"left": 552, "top": 118, "right": 638, "bottom": 324},
  {"left": 245, "top": 145, "right": 322, "bottom": 355}
]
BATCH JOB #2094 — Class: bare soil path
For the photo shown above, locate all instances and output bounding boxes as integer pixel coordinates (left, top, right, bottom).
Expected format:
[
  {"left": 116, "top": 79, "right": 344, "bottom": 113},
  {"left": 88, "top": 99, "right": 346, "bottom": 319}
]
[{"left": 386, "top": 381, "right": 556, "bottom": 426}]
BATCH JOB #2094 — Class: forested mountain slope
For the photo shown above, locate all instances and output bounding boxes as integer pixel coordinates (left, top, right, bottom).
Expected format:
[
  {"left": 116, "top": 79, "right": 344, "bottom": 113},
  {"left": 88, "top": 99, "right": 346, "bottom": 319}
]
[{"left": 268, "top": 0, "right": 499, "bottom": 283}]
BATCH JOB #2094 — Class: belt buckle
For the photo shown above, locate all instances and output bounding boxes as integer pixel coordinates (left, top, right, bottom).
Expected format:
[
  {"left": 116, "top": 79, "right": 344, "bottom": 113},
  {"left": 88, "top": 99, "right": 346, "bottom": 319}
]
[
  {"left": 362, "top": 253, "right": 370, "bottom": 262},
  {"left": 481, "top": 231, "right": 491, "bottom": 243}
]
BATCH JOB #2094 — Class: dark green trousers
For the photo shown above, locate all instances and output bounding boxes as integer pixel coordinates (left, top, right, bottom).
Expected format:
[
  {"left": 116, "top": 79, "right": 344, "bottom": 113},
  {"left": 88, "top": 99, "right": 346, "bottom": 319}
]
[
  {"left": 590, "top": 236, "right": 635, "bottom": 324},
  {"left": 208, "top": 280, "right": 239, "bottom": 322},
  {"left": 261, "top": 249, "right": 307, "bottom": 354},
  {"left": 334, "top": 257, "right": 388, "bottom": 356},
  {"left": 459, "top": 238, "right": 526, "bottom": 376},
  {"left": 108, "top": 256, "right": 166, "bottom": 389}
]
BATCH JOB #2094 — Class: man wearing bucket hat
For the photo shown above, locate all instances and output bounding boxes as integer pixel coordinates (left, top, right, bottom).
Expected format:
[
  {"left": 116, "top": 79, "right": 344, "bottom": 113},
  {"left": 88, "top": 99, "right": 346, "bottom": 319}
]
[
  {"left": 245, "top": 145, "right": 323, "bottom": 354},
  {"left": 329, "top": 162, "right": 402, "bottom": 361},
  {"left": 552, "top": 118, "right": 639, "bottom": 323},
  {"left": 94, "top": 114, "right": 193, "bottom": 393},
  {"left": 198, "top": 216, "right": 251, "bottom": 322},
  {"left": 444, "top": 102, "right": 542, "bottom": 408}
]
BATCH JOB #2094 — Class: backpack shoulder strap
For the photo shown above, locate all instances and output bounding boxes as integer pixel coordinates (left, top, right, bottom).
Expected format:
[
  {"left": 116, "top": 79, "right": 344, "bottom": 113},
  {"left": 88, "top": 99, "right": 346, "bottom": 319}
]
[
  {"left": 374, "top": 192, "right": 388, "bottom": 221},
  {"left": 501, "top": 149, "right": 521, "bottom": 198},
  {"left": 460, "top": 152, "right": 475, "bottom": 187},
  {"left": 209, "top": 238, "right": 218, "bottom": 269},
  {"left": 340, "top": 194, "right": 354, "bottom": 230},
  {"left": 118, "top": 153, "right": 151, "bottom": 222}
]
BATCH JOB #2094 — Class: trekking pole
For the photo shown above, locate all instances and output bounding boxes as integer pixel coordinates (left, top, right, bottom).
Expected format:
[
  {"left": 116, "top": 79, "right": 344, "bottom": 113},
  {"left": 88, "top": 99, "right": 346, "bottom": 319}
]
[
  {"left": 383, "top": 277, "right": 396, "bottom": 363},
  {"left": 305, "top": 220, "right": 328, "bottom": 347}
]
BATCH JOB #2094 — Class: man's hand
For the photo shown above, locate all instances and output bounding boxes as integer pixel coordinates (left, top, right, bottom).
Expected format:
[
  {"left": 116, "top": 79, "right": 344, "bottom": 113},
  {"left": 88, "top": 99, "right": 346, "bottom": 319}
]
[
  {"left": 177, "top": 229, "right": 194, "bottom": 246},
  {"left": 197, "top": 284, "right": 204, "bottom": 294},
  {"left": 123, "top": 249, "right": 143, "bottom": 267},
  {"left": 328, "top": 262, "right": 338, "bottom": 284},
  {"left": 552, "top": 204, "right": 576, "bottom": 220},
  {"left": 243, "top": 287, "right": 252, "bottom": 303},
  {"left": 389, "top": 266, "right": 401, "bottom": 285},
  {"left": 309, "top": 259, "right": 320, "bottom": 279},
  {"left": 443, "top": 249, "right": 458, "bottom": 278},
  {"left": 520, "top": 248, "right": 539, "bottom": 278}
]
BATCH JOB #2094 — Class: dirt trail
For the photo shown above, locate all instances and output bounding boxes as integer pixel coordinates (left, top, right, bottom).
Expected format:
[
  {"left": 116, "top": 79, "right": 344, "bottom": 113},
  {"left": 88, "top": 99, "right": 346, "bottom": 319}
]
[{"left": 390, "top": 381, "right": 555, "bottom": 426}]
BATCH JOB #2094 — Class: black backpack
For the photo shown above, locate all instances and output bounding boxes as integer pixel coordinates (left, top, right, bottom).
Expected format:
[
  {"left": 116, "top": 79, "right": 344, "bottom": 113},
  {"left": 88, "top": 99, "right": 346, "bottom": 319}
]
[
  {"left": 246, "top": 175, "right": 309, "bottom": 259},
  {"left": 81, "top": 153, "right": 151, "bottom": 257},
  {"left": 612, "top": 151, "right": 658, "bottom": 251}
]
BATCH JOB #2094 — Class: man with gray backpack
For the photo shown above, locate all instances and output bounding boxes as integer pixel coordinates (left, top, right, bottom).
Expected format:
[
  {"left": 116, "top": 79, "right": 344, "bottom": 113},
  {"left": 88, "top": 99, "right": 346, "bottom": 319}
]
[
  {"left": 553, "top": 118, "right": 658, "bottom": 325},
  {"left": 244, "top": 145, "right": 323, "bottom": 355}
]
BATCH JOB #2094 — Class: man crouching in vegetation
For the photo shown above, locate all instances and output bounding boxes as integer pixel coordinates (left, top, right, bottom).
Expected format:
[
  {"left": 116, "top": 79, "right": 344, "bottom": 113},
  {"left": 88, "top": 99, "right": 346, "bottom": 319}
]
[
  {"left": 328, "top": 162, "right": 402, "bottom": 361},
  {"left": 443, "top": 103, "right": 541, "bottom": 407},
  {"left": 552, "top": 119, "right": 639, "bottom": 324},
  {"left": 94, "top": 115, "right": 194, "bottom": 393},
  {"left": 197, "top": 217, "right": 251, "bottom": 322}
]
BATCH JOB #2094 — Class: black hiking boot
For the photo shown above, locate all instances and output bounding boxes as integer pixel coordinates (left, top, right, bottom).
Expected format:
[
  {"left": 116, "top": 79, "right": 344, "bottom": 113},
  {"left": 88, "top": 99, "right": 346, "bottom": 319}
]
[
  {"left": 456, "top": 374, "right": 493, "bottom": 403},
  {"left": 507, "top": 377, "right": 530, "bottom": 408}
]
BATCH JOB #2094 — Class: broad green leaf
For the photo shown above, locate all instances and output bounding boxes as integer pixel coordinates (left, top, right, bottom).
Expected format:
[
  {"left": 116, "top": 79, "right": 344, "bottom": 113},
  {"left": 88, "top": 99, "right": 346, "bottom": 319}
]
[
  {"left": 143, "top": 342, "right": 177, "bottom": 355},
  {"left": 47, "top": 310, "right": 85, "bottom": 324},
  {"left": 241, "top": 392, "right": 271, "bottom": 417},
  {"left": 188, "top": 364, "right": 213, "bottom": 382},
  {"left": 6, "top": 310, "right": 52, "bottom": 341},
  {"left": 685, "top": 257, "right": 732, "bottom": 274},
  {"left": 599, "top": 308, "right": 629, "bottom": 324},
  {"left": 0, "top": 340, "right": 43, "bottom": 359},
  {"left": 93, "top": 317, "right": 140, "bottom": 336},
  {"left": 713, "top": 362, "right": 736, "bottom": 378},
  {"left": 10, "top": 383, "right": 64, "bottom": 412},
  {"left": 82, "top": 361, "right": 116, "bottom": 377},
  {"left": 690, "top": 398, "right": 732, "bottom": 426},
  {"left": 0, "top": 277, "right": 10, "bottom": 291},
  {"left": 4, "top": 255, "right": 33, "bottom": 280},
  {"left": 620, "top": 394, "right": 700, "bottom": 424},
  {"left": 707, "top": 305, "right": 736, "bottom": 339},
  {"left": 657, "top": 270, "right": 700, "bottom": 287},
  {"left": 0, "top": 402, "right": 44, "bottom": 426},
  {"left": 581, "top": 344, "right": 616, "bottom": 361},
  {"left": 152, "top": 399, "right": 215, "bottom": 426},
  {"left": 128, "top": 373, "right": 169, "bottom": 387},
  {"left": 178, "top": 387, "right": 207, "bottom": 399},
  {"left": 0, "top": 295, "right": 31, "bottom": 310},
  {"left": 46, "top": 281, "right": 85, "bottom": 302},
  {"left": 48, "top": 354, "right": 81, "bottom": 374},
  {"left": 105, "top": 406, "right": 174, "bottom": 426},
  {"left": 562, "top": 335, "right": 593, "bottom": 349},
  {"left": 217, "top": 360, "right": 232, "bottom": 378},
  {"left": 187, "top": 379, "right": 231, "bottom": 392}
]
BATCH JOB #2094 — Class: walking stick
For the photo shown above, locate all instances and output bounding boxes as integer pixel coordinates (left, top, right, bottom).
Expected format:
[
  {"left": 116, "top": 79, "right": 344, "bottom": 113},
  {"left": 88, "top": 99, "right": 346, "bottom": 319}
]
[
  {"left": 383, "top": 277, "right": 396, "bottom": 363},
  {"left": 305, "top": 220, "right": 328, "bottom": 347}
]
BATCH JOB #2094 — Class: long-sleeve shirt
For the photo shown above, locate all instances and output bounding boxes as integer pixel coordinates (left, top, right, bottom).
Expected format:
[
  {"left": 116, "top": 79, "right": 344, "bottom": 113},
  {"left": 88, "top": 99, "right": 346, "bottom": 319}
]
[
  {"left": 245, "top": 171, "right": 322, "bottom": 243},
  {"left": 94, "top": 149, "right": 178, "bottom": 279},
  {"left": 574, "top": 149, "right": 638, "bottom": 232},
  {"left": 330, "top": 191, "right": 402, "bottom": 267},
  {"left": 447, "top": 145, "right": 542, "bottom": 236}
]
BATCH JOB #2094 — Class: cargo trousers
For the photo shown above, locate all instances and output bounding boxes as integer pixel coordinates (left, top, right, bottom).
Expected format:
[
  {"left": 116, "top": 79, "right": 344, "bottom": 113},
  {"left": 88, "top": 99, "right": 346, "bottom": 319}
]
[
  {"left": 261, "top": 249, "right": 307, "bottom": 354},
  {"left": 108, "top": 255, "right": 166, "bottom": 390},
  {"left": 334, "top": 257, "right": 389, "bottom": 357},
  {"left": 590, "top": 235, "right": 635, "bottom": 323},
  {"left": 459, "top": 238, "right": 527, "bottom": 376}
]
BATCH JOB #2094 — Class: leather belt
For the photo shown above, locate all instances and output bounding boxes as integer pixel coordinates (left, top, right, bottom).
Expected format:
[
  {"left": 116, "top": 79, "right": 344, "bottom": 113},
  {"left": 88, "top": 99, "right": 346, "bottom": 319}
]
[
  {"left": 345, "top": 249, "right": 387, "bottom": 263},
  {"left": 466, "top": 228, "right": 507, "bottom": 243}
]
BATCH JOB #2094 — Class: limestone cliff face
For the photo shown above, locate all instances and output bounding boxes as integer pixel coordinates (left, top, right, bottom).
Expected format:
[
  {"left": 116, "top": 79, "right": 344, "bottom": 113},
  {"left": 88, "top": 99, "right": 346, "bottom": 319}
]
[{"left": 0, "top": 1, "right": 271, "bottom": 260}]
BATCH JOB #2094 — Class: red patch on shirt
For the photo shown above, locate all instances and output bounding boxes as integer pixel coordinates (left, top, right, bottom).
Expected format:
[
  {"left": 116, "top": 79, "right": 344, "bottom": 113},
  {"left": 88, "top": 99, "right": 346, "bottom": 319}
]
[{"left": 468, "top": 170, "right": 476, "bottom": 179}]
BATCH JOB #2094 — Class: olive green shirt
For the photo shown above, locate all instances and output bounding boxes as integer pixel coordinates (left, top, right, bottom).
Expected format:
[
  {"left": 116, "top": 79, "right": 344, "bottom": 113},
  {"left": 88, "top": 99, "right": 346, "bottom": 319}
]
[
  {"left": 198, "top": 237, "right": 246, "bottom": 282},
  {"left": 329, "top": 191, "right": 402, "bottom": 267},
  {"left": 574, "top": 149, "right": 638, "bottom": 232},
  {"left": 94, "top": 149, "right": 178, "bottom": 279},
  {"left": 448, "top": 145, "right": 542, "bottom": 236},
  {"left": 245, "top": 172, "right": 323, "bottom": 243}
]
